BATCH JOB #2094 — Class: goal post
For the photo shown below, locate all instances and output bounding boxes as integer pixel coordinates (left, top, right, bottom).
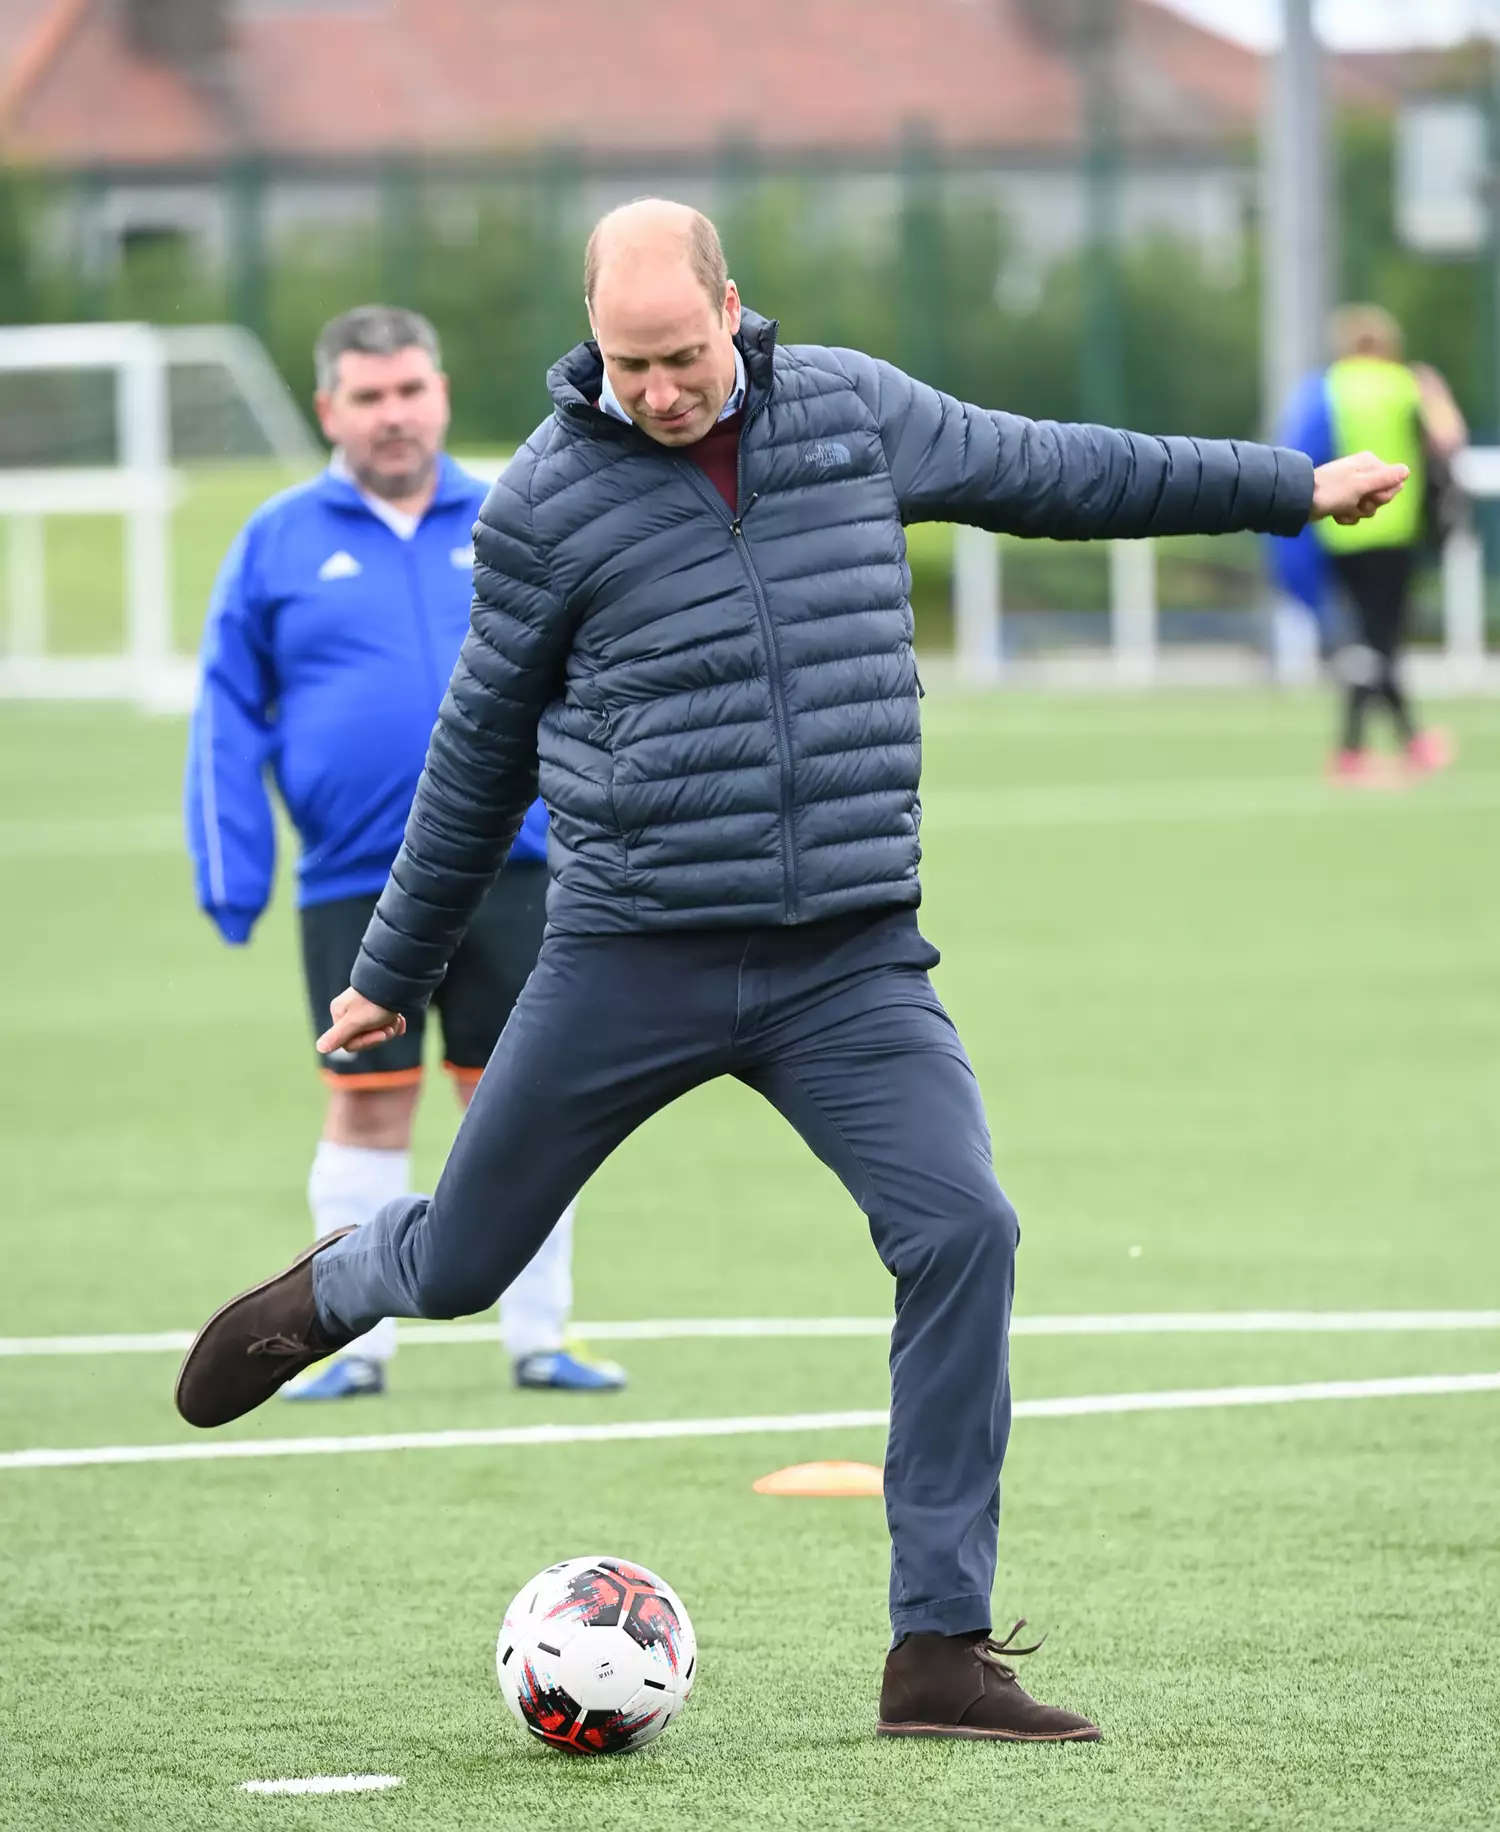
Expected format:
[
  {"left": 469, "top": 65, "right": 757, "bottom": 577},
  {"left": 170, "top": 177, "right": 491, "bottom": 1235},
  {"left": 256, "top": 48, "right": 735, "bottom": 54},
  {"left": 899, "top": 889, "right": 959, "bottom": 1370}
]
[{"left": 0, "top": 322, "right": 319, "bottom": 711}]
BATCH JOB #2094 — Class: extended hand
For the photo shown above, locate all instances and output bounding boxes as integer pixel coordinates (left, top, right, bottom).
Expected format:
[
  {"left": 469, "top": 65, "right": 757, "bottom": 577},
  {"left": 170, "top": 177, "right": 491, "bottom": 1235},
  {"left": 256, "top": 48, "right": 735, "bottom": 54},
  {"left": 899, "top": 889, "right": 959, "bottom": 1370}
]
[
  {"left": 1311, "top": 451, "right": 1410, "bottom": 526},
  {"left": 317, "top": 987, "right": 406, "bottom": 1055}
]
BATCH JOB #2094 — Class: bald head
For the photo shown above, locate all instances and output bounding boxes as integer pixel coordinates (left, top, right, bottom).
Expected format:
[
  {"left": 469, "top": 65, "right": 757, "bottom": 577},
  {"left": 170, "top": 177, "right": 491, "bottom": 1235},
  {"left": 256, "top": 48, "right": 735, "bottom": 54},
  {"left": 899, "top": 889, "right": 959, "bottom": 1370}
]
[
  {"left": 584, "top": 199, "right": 727, "bottom": 316},
  {"left": 584, "top": 198, "right": 742, "bottom": 448}
]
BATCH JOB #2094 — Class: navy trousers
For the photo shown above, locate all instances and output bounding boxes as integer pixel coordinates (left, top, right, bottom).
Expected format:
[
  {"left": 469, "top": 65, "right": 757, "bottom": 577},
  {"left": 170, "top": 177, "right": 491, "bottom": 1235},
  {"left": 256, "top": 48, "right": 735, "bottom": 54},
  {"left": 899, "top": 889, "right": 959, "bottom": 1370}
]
[{"left": 313, "top": 909, "right": 1018, "bottom": 1639}]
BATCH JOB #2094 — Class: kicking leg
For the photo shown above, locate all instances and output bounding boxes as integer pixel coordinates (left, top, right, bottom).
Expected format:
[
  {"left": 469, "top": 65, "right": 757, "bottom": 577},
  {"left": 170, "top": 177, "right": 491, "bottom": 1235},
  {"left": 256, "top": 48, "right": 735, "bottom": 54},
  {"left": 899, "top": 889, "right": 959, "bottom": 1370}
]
[
  {"left": 447, "top": 1066, "right": 626, "bottom": 1390},
  {"left": 286, "top": 1082, "right": 417, "bottom": 1397},
  {"left": 177, "top": 930, "right": 736, "bottom": 1426}
]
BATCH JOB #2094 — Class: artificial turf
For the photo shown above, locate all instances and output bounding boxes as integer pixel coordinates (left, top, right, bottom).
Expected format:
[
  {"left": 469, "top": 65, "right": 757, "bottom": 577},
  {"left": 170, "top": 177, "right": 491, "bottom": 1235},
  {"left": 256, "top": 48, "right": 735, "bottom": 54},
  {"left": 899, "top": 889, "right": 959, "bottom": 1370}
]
[{"left": 2, "top": 693, "right": 1498, "bottom": 1830}]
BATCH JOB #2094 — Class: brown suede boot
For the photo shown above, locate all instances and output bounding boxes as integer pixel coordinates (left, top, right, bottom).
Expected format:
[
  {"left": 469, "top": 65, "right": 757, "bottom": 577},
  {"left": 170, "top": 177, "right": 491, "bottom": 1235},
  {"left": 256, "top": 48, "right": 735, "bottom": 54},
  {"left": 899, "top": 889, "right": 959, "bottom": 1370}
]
[
  {"left": 174, "top": 1229, "right": 358, "bottom": 1428},
  {"left": 877, "top": 1620, "right": 1101, "bottom": 1742}
]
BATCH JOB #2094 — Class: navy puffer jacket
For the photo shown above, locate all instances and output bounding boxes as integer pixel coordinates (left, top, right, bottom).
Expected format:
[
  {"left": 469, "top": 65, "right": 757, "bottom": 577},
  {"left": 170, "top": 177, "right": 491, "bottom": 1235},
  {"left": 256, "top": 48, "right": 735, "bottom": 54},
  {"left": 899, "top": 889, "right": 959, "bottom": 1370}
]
[{"left": 352, "top": 310, "right": 1313, "bottom": 1011}]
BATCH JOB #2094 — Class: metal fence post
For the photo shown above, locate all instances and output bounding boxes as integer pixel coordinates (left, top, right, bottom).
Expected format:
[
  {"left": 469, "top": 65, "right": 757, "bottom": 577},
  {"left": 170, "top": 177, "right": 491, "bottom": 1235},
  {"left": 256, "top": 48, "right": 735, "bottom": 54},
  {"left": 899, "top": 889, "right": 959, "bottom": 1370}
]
[
  {"left": 1110, "top": 539, "right": 1157, "bottom": 684},
  {"left": 1442, "top": 524, "right": 1486, "bottom": 686},
  {"left": 117, "top": 329, "right": 173, "bottom": 703},
  {"left": 898, "top": 122, "right": 944, "bottom": 389},
  {"left": 380, "top": 152, "right": 423, "bottom": 310},
  {"left": 1077, "top": 0, "right": 1124, "bottom": 428},
  {"left": 225, "top": 156, "right": 268, "bottom": 338},
  {"left": 952, "top": 526, "right": 1003, "bottom": 681}
]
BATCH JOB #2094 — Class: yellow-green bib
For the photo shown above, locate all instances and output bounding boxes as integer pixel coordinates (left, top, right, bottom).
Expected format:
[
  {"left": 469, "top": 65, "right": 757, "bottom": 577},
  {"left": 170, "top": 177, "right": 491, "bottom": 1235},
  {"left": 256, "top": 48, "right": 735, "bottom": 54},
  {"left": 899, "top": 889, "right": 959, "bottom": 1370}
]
[{"left": 1316, "top": 357, "right": 1424, "bottom": 553}]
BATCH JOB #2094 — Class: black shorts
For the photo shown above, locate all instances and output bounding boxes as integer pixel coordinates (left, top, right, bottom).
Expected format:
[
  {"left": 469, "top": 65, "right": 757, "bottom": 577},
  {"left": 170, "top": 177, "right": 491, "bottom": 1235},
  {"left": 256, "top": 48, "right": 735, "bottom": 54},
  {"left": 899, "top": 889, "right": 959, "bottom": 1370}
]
[
  {"left": 1331, "top": 546, "right": 1416, "bottom": 659},
  {"left": 301, "top": 862, "right": 548, "bottom": 1089}
]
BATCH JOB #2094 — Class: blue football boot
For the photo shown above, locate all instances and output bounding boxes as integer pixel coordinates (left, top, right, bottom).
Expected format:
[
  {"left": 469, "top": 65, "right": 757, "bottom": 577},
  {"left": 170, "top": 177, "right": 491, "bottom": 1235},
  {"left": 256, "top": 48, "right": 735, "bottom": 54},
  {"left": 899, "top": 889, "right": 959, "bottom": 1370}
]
[
  {"left": 281, "top": 1356, "right": 386, "bottom": 1401},
  {"left": 513, "top": 1348, "right": 627, "bottom": 1391}
]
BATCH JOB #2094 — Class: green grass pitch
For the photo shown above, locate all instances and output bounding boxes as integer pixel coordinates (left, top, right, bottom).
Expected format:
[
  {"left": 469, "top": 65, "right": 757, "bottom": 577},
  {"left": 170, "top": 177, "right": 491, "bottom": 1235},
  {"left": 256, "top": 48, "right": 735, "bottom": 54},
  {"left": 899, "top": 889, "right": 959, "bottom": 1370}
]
[{"left": 2, "top": 693, "right": 1499, "bottom": 1830}]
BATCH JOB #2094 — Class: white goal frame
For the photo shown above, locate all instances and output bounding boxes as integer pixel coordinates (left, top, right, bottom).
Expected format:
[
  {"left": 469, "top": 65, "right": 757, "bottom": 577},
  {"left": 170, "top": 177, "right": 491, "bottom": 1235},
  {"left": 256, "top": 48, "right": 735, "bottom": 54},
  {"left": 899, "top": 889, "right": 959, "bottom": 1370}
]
[{"left": 0, "top": 322, "right": 318, "bottom": 710}]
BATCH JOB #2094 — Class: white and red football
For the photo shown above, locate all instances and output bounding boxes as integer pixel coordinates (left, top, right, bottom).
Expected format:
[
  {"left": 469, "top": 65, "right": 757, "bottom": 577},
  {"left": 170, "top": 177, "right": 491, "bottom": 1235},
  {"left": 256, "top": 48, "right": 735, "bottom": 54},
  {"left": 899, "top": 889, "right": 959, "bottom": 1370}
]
[{"left": 496, "top": 1555, "right": 696, "bottom": 1756}]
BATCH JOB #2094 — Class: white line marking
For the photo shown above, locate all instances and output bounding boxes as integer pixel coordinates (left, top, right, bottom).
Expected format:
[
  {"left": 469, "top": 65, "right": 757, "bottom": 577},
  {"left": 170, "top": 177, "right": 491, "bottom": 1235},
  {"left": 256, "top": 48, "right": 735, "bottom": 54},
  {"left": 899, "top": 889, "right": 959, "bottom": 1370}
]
[
  {"left": 1, "top": 1330, "right": 197, "bottom": 1356},
  {"left": 240, "top": 1775, "right": 403, "bottom": 1796},
  {"left": 1019, "top": 1309, "right": 1500, "bottom": 1337},
  {"left": 3, "top": 1373, "right": 1497, "bottom": 1474},
  {"left": 4, "top": 1310, "right": 1498, "bottom": 1359},
  {"left": 1013, "top": 1372, "right": 1500, "bottom": 1417},
  {"left": 0, "top": 1409, "right": 893, "bottom": 1471}
]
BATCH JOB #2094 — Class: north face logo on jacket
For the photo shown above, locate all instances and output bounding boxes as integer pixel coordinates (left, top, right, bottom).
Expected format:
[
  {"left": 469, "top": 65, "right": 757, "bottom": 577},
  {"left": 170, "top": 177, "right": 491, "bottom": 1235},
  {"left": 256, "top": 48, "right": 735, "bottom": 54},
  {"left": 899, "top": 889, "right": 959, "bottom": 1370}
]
[{"left": 802, "top": 441, "right": 852, "bottom": 473}]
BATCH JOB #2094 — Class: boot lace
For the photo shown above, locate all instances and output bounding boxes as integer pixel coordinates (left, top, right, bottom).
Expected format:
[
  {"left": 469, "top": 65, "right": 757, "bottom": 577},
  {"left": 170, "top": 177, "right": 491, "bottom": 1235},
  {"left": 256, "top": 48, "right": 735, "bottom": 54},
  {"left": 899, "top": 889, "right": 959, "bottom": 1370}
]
[
  {"left": 247, "top": 1334, "right": 309, "bottom": 1358},
  {"left": 975, "top": 1618, "right": 1046, "bottom": 1684}
]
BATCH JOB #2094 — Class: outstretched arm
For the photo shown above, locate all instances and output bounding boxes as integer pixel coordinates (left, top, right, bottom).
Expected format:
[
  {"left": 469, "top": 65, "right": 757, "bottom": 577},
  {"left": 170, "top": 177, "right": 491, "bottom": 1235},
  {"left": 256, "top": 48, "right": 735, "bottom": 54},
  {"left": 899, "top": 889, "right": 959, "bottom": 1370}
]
[{"left": 834, "top": 350, "right": 1319, "bottom": 540}]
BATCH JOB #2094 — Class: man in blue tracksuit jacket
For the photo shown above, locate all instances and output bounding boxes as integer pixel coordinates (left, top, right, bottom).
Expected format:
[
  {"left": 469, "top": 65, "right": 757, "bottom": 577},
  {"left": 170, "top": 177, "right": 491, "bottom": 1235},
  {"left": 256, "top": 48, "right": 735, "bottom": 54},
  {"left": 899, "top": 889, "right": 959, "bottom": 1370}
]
[{"left": 184, "top": 304, "right": 625, "bottom": 1399}]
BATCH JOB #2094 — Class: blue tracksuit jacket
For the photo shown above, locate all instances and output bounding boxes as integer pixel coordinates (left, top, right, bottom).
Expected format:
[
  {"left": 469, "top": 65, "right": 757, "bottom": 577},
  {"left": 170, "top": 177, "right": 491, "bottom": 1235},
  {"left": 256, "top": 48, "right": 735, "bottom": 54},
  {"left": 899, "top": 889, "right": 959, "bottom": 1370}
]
[
  {"left": 185, "top": 454, "right": 548, "bottom": 944},
  {"left": 1265, "top": 371, "right": 1336, "bottom": 627}
]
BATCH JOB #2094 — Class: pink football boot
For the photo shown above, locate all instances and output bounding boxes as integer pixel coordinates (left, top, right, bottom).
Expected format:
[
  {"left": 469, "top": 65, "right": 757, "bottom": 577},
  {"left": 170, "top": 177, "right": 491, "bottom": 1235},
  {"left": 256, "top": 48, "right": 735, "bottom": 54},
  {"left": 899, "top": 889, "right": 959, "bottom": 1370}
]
[
  {"left": 1327, "top": 749, "right": 1402, "bottom": 789},
  {"left": 1405, "top": 728, "right": 1455, "bottom": 777}
]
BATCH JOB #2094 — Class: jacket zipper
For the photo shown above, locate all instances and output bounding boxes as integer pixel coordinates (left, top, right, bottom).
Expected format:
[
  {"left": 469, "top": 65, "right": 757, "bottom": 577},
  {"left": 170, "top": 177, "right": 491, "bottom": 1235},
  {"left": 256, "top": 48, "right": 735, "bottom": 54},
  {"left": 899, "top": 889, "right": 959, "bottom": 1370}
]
[{"left": 675, "top": 455, "right": 799, "bottom": 922}]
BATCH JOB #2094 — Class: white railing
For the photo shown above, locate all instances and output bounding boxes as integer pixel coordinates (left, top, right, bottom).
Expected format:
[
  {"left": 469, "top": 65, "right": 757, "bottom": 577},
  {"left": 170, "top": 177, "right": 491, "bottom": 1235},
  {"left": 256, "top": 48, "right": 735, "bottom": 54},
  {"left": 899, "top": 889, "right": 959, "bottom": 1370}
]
[
  {"left": 949, "top": 449, "right": 1500, "bottom": 692},
  {"left": 5, "top": 382, "right": 1497, "bottom": 704}
]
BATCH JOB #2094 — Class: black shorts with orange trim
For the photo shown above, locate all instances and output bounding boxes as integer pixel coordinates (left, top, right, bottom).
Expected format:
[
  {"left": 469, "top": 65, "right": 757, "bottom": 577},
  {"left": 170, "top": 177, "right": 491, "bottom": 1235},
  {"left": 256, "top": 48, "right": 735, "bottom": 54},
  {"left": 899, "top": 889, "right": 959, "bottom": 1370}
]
[{"left": 300, "top": 861, "right": 548, "bottom": 1088}]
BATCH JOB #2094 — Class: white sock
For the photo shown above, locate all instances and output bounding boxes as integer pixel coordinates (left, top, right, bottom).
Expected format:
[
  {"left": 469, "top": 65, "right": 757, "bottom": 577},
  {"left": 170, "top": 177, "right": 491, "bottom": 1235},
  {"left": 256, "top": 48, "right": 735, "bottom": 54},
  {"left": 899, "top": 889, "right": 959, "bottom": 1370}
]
[
  {"left": 307, "top": 1140, "right": 408, "bottom": 1365},
  {"left": 500, "top": 1203, "right": 576, "bottom": 1360}
]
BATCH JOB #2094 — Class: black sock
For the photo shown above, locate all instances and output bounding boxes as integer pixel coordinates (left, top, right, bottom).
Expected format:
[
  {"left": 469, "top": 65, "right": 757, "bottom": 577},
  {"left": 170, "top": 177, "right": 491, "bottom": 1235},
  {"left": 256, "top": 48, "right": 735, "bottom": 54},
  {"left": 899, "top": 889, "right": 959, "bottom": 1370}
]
[
  {"left": 1341, "top": 684, "right": 1370, "bottom": 753},
  {"left": 1379, "top": 669, "right": 1417, "bottom": 744}
]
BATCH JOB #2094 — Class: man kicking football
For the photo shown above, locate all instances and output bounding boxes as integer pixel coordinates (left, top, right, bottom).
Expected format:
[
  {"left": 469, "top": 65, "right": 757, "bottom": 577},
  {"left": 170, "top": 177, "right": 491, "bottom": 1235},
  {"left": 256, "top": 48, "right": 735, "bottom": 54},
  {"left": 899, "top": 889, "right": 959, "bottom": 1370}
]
[
  {"left": 177, "top": 204, "right": 1405, "bottom": 1737},
  {"left": 184, "top": 304, "right": 625, "bottom": 1397}
]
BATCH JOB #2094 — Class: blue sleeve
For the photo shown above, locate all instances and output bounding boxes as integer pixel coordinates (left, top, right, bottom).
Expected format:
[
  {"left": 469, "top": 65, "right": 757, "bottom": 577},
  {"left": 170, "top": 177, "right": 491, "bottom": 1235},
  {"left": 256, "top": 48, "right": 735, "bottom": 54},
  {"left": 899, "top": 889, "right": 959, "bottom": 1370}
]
[
  {"left": 1264, "top": 372, "right": 1334, "bottom": 619},
  {"left": 183, "top": 525, "right": 278, "bottom": 945},
  {"left": 507, "top": 797, "right": 550, "bottom": 863},
  {"left": 1274, "top": 370, "right": 1334, "bottom": 465}
]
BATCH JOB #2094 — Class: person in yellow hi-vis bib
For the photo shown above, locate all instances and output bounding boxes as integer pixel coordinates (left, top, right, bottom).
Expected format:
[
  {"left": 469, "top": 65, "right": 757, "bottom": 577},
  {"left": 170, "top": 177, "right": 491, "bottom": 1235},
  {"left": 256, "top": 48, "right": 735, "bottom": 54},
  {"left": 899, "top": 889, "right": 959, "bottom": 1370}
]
[{"left": 1316, "top": 306, "right": 1467, "bottom": 784}]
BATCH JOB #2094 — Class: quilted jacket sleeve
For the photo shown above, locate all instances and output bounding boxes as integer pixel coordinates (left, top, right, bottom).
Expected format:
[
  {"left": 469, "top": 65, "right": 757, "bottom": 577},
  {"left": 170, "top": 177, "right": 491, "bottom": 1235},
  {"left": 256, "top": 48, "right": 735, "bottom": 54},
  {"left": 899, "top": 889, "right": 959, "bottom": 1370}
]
[
  {"left": 351, "top": 457, "right": 569, "bottom": 1012},
  {"left": 830, "top": 350, "right": 1314, "bottom": 540}
]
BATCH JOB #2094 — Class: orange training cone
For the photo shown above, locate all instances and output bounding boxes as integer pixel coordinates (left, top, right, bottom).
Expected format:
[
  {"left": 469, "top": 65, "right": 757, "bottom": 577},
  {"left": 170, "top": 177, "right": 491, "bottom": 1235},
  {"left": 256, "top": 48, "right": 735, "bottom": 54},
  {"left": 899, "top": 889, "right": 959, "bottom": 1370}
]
[{"left": 752, "top": 1460, "right": 884, "bottom": 1497}]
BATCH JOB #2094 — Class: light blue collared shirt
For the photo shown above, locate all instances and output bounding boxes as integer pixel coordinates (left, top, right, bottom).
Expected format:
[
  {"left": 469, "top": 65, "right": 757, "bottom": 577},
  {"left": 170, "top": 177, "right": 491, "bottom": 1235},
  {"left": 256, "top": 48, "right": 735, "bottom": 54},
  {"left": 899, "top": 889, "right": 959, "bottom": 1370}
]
[{"left": 598, "top": 344, "right": 746, "bottom": 427}]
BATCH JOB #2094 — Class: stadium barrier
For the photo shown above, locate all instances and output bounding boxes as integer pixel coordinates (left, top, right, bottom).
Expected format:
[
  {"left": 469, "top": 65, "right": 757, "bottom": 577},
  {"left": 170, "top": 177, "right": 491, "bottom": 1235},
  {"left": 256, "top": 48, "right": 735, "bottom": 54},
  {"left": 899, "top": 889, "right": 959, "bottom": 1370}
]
[{"left": 947, "top": 451, "right": 1500, "bottom": 693}]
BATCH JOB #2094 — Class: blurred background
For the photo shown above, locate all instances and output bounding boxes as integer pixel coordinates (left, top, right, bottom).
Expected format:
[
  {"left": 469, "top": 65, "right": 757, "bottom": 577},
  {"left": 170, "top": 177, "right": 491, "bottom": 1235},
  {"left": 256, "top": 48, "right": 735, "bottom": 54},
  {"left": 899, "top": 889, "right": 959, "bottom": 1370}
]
[{"left": 3, "top": 0, "right": 1500, "bottom": 693}]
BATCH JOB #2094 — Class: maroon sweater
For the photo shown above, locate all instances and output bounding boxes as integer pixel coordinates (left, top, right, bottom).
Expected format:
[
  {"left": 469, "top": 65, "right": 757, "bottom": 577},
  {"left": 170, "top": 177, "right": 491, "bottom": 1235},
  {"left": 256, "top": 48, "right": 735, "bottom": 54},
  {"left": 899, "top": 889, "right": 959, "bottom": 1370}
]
[
  {"left": 684, "top": 410, "right": 743, "bottom": 510},
  {"left": 594, "top": 400, "right": 744, "bottom": 508}
]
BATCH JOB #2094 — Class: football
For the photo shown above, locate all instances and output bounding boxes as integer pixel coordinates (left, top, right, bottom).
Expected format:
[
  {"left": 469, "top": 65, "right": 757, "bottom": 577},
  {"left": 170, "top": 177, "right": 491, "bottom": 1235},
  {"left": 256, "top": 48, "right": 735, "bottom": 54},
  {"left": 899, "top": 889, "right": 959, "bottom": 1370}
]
[{"left": 496, "top": 1556, "right": 697, "bottom": 1755}]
